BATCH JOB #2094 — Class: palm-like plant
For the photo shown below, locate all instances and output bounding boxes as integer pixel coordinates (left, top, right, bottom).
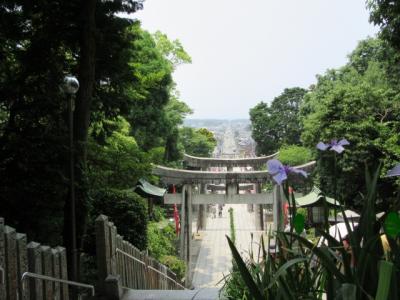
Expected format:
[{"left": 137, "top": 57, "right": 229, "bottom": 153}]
[{"left": 224, "top": 165, "right": 400, "bottom": 299}]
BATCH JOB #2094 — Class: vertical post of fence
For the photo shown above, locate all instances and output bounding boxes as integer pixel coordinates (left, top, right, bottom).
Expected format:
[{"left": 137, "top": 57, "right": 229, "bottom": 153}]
[
  {"left": 41, "top": 245, "right": 53, "bottom": 300},
  {"left": 27, "top": 242, "right": 43, "bottom": 300},
  {"left": 51, "top": 249, "right": 61, "bottom": 300},
  {"left": 0, "top": 218, "right": 5, "bottom": 300},
  {"left": 96, "top": 214, "right": 109, "bottom": 296},
  {"left": 16, "top": 233, "right": 29, "bottom": 300},
  {"left": 96, "top": 215, "right": 118, "bottom": 296},
  {"left": 5, "top": 226, "right": 18, "bottom": 300},
  {"left": 56, "top": 246, "right": 69, "bottom": 300}
]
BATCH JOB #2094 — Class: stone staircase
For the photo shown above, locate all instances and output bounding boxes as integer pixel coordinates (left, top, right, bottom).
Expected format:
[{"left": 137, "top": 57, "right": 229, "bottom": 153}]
[{"left": 121, "top": 287, "right": 221, "bottom": 300}]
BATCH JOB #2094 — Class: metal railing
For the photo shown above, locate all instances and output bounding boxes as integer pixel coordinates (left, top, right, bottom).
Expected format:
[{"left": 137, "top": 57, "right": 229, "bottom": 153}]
[
  {"left": 116, "top": 248, "right": 186, "bottom": 290},
  {"left": 21, "top": 272, "right": 95, "bottom": 296}
]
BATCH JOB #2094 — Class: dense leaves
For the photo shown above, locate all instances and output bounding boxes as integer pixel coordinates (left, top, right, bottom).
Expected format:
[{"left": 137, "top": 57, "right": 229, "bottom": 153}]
[
  {"left": 180, "top": 127, "right": 217, "bottom": 158},
  {"left": 0, "top": 1, "right": 194, "bottom": 279},
  {"left": 301, "top": 38, "right": 400, "bottom": 206},
  {"left": 87, "top": 189, "right": 148, "bottom": 251},
  {"left": 250, "top": 87, "right": 307, "bottom": 155},
  {"left": 368, "top": 0, "right": 400, "bottom": 52}
]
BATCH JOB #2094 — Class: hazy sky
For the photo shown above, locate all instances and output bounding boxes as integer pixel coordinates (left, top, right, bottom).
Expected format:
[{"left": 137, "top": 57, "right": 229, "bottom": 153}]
[{"left": 134, "top": 0, "right": 378, "bottom": 119}]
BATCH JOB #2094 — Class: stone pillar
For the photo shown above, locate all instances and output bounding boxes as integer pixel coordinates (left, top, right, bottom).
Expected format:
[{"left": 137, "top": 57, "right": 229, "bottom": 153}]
[
  {"left": 255, "top": 183, "right": 264, "bottom": 230},
  {"left": 198, "top": 167, "right": 208, "bottom": 230},
  {"left": 273, "top": 184, "right": 283, "bottom": 233},
  {"left": 185, "top": 184, "right": 193, "bottom": 286},
  {"left": 179, "top": 185, "right": 186, "bottom": 261},
  {"left": 105, "top": 275, "right": 122, "bottom": 300}
]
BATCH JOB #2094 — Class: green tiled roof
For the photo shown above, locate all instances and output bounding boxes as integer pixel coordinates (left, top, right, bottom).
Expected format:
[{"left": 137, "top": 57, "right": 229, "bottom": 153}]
[
  {"left": 135, "top": 179, "right": 166, "bottom": 198},
  {"left": 295, "top": 186, "right": 341, "bottom": 207}
]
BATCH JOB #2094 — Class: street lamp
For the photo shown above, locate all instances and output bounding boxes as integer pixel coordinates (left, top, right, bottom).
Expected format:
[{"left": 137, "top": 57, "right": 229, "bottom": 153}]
[{"left": 63, "top": 75, "right": 79, "bottom": 283}]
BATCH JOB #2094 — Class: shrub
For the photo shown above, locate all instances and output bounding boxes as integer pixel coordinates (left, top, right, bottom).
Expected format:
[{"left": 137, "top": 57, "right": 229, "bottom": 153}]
[
  {"left": 278, "top": 145, "right": 313, "bottom": 166},
  {"left": 147, "top": 222, "right": 177, "bottom": 259},
  {"left": 159, "top": 255, "right": 186, "bottom": 281},
  {"left": 86, "top": 189, "right": 148, "bottom": 252}
]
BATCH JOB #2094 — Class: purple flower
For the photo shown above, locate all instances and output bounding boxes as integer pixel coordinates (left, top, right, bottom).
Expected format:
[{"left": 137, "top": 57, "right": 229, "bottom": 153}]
[
  {"left": 267, "top": 159, "right": 308, "bottom": 185},
  {"left": 387, "top": 164, "right": 400, "bottom": 177},
  {"left": 317, "top": 138, "right": 349, "bottom": 154}
]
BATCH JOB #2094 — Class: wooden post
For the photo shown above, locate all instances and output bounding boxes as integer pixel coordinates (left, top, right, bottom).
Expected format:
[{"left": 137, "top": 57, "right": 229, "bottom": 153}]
[
  {"left": 56, "top": 246, "right": 69, "bottom": 300},
  {"left": 0, "top": 218, "right": 6, "bottom": 300},
  {"left": 41, "top": 245, "right": 53, "bottom": 300},
  {"left": 115, "top": 235, "right": 124, "bottom": 286},
  {"left": 27, "top": 242, "right": 43, "bottom": 300},
  {"left": 95, "top": 214, "right": 113, "bottom": 296},
  {"left": 51, "top": 249, "right": 61, "bottom": 300},
  {"left": 110, "top": 224, "right": 117, "bottom": 276},
  {"left": 16, "top": 233, "right": 29, "bottom": 300},
  {"left": 5, "top": 226, "right": 18, "bottom": 300},
  {"left": 122, "top": 241, "right": 131, "bottom": 288}
]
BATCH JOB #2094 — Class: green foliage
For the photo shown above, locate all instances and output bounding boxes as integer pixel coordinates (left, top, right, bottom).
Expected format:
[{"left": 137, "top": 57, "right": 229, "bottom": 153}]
[
  {"left": 88, "top": 116, "right": 151, "bottom": 190},
  {"left": 278, "top": 145, "right": 313, "bottom": 166},
  {"left": 159, "top": 255, "right": 186, "bottom": 281},
  {"left": 224, "top": 234, "right": 323, "bottom": 299},
  {"left": 162, "top": 98, "right": 193, "bottom": 162},
  {"left": 151, "top": 205, "right": 166, "bottom": 222},
  {"left": 368, "top": 0, "right": 400, "bottom": 52},
  {"left": 147, "top": 222, "right": 177, "bottom": 260},
  {"left": 0, "top": 0, "right": 144, "bottom": 249},
  {"left": 250, "top": 87, "right": 307, "bottom": 155},
  {"left": 87, "top": 189, "right": 148, "bottom": 252},
  {"left": 180, "top": 127, "right": 217, "bottom": 157},
  {"left": 300, "top": 37, "right": 400, "bottom": 206},
  {"left": 296, "top": 207, "right": 308, "bottom": 220},
  {"left": 225, "top": 165, "right": 400, "bottom": 299},
  {"left": 152, "top": 31, "right": 192, "bottom": 69}
]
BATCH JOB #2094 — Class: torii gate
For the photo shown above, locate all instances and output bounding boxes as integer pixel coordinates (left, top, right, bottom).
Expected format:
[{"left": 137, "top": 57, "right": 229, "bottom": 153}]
[
  {"left": 153, "top": 157, "right": 315, "bottom": 283},
  {"left": 183, "top": 152, "right": 279, "bottom": 230}
]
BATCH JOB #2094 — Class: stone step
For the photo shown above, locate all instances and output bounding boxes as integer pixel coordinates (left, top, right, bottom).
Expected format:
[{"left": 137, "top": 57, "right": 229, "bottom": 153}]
[{"left": 121, "top": 288, "right": 222, "bottom": 300}]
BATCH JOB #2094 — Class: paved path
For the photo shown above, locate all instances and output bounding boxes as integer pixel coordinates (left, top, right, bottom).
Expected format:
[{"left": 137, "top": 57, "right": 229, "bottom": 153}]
[
  {"left": 221, "top": 126, "right": 237, "bottom": 157},
  {"left": 192, "top": 204, "right": 263, "bottom": 288}
]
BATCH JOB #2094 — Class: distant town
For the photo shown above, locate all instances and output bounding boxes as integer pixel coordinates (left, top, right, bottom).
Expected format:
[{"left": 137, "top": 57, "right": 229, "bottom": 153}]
[{"left": 184, "top": 119, "right": 256, "bottom": 157}]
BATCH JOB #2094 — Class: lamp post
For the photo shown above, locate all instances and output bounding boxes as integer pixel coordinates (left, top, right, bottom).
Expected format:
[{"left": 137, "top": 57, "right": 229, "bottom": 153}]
[{"left": 63, "top": 76, "right": 79, "bottom": 283}]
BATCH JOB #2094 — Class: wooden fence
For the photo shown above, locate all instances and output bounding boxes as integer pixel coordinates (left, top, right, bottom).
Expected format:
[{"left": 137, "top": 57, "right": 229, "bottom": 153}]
[
  {"left": 95, "top": 214, "right": 185, "bottom": 294},
  {"left": 0, "top": 214, "right": 184, "bottom": 300},
  {"left": 0, "top": 217, "right": 71, "bottom": 300}
]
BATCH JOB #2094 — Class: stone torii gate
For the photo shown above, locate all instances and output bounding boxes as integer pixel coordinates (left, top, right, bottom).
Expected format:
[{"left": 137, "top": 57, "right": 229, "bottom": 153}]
[
  {"left": 183, "top": 152, "right": 279, "bottom": 230},
  {"left": 152, "top": 158, "right": 315, "bottom": 284}
]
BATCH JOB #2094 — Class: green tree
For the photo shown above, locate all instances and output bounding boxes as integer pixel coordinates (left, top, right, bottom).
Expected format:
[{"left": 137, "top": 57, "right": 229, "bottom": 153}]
[
  {"left": 0, "top": 0, "right": 146, "bottom": 274},
  {"left": 301, "top": 37, "right": 400, "bottom": 206},
  {"left": 163, "top": 97, "right": 193, "bottom": 162},
  {"left": 88, "top": 116, "right": 151, "bottom": 190},
  {"left": 368, "top": 0, "right": 400, "bottom": 52},
  {"left": 250, "top": 87, "right": 307, "bottom": 155},
  {"left": 180, "top": 127, "right": 217, "bottom": 158}
]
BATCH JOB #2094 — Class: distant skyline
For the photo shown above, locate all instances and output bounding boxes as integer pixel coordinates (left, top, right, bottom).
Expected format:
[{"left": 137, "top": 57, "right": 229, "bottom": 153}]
[{"left": 135, "top": 0, "right": 378, "bottom": 119}]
